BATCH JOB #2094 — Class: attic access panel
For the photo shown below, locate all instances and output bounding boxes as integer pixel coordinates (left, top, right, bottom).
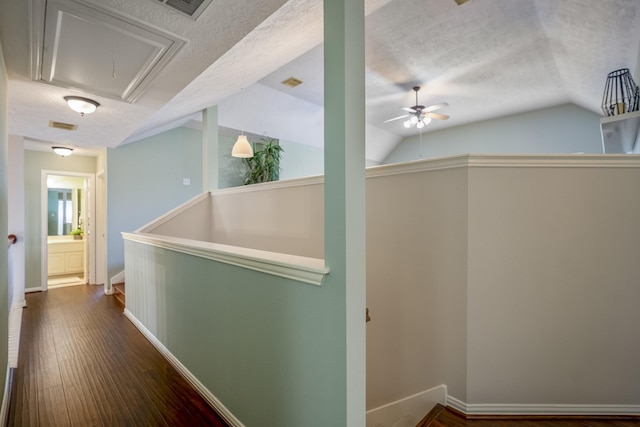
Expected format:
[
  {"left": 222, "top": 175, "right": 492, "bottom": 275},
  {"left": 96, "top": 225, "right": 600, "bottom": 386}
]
[{"left": 38, "top": 0, "right": 185, "bottom": 103}]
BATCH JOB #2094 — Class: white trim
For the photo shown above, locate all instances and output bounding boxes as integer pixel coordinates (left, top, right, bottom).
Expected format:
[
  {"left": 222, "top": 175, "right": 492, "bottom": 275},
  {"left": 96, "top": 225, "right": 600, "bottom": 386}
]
[
  {"left": 366, "top": 155, "right": 471, "bottom": 178},
  {"left": 366, "top": 385, "right": 446, "bottom": 427},
  {"left": 137, "top": 192, "right": 210, "bottom": 233},
  {"left": 0, "top": 365, "right": 12, "bottom": 426},
  {"left": 122, "top": 232, "right": 329, "bottom": 286},
  {"left": 123, "top": 309, "right": 244, "bottom": 427},
  {"left": 110, "top": 270, "right": 125, "bottom": 286},
  {"left": 41, "top": 171, "right": 97, "bottom": 291},
  {"left": 466, "top": 154, "right": 640, "bottom": 168},
  {"left": 446, "top": 395, "right": 640, "bottom": 416},
  {"left": 445, "top": 394, "right": 467, "bottom": 414},
  {"left": 367, "top": 154, "right": 640, "bottom": 179},
  {"left": 106, "top": 270, "right": 124, "bottom": 295},
  {"left": 8, "top": 302, "right": 24, "bottom": 368},
  {"left": 212, "top": 174, "right": 325, "bottom": 196}
]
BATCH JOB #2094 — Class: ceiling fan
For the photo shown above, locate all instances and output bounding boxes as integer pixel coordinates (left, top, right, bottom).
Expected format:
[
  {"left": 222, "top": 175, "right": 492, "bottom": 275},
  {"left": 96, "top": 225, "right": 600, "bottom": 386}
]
[{"left": 384, "top": 86, "right": 449, "bottom": 129}]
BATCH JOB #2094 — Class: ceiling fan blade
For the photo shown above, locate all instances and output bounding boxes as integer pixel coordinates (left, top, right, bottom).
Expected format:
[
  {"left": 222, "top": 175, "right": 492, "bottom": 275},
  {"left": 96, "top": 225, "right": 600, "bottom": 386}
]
[
  {"left": 423, "top": 102, "right": 449, "bottom": 113},
  {"left": 401, "top": 107, "right": 417, "bottom": 113},
  {"left": 424, "top": 112, "right": 449, "bottom": 120},
  {"left": 384, "top": 114, "right": 409, "bottom": 123}
]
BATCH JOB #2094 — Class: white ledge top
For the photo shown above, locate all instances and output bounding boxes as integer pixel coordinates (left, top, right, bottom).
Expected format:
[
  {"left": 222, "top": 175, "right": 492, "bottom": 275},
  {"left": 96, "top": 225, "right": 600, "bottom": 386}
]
[{"left": 122, "top": 232, "right": 329, "bottom": 286}]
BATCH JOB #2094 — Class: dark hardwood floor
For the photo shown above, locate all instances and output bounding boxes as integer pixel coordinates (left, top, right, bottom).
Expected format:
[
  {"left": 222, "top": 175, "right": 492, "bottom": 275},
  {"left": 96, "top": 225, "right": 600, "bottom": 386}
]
[
  {"left": 420, "top": 404, "right": 640, "bottom": 427},
  {"left": 8, "top": 284, "right": 229, "bottom": 426}
]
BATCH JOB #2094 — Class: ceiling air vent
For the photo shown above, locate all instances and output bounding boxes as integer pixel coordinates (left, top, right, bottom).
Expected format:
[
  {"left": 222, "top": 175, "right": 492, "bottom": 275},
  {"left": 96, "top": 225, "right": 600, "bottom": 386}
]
[
  {"left": 156, "top": 0, "right": 213, "bottom": 18},
  {"left": 49, "top": 121, "right": 78, "bottom": 131},
  {"left": 282, "top": 77, "right": 303, "bottom": 88}
]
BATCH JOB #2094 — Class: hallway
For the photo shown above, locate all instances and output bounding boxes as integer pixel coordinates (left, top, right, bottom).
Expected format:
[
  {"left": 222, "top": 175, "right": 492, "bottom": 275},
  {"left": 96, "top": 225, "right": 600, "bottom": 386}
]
[{"left": 8, "top": 285, "right": 229, "bottom": 426}]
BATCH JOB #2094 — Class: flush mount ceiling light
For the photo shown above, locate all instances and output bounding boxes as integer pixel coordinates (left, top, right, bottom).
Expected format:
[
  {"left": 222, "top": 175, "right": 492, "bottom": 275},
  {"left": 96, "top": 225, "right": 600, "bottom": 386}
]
[
  {"left": 52, "top": 146, "right": 73, "bottom": 157},
  {"left": 231, "top": 134, "right": 254, "bottom": 158},
  {"left": 64, "top": 96, "right": 100, "bottom": 116}
]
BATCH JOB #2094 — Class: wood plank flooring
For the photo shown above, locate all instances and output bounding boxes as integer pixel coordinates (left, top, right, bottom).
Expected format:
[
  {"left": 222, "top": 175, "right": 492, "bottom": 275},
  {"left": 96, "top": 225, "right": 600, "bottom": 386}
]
[
  {"left": 8, "top": 285, "right": 229, "bottom": 426},
  {"left": 420, "top": 404, "right": 640, "bottom": 427}
]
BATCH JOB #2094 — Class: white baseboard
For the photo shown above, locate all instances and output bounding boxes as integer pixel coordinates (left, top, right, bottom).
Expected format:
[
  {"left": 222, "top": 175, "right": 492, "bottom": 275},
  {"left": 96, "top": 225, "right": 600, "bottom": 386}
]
[
  {"left": 25, "top": 287, "right": 42, "bottom": 293},
  {"left": 0, "top": 365, "right": 13, "bottom": 426},
  {"left": 366, "top": 385, "right": 446, "bottom": 427},
  {"left": 110, "top": 270, "right": 125, "bottom": 286},
  {"left": 446, "top": 394, "right": 640, "bottom": 416},
  {"left": 123, "top": 309, "right": 244, "bottom": 427},
  {"left": 8, "top": 302, "right": 24, "bottom": 368}
]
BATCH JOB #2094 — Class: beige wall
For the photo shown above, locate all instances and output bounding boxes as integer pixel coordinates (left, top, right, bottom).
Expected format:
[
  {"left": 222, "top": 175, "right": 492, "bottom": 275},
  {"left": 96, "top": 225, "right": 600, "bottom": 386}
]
[
  {"left": 366, "top": 164, "right": 469, "bottom": 407},
  {"left": 211, "top": 180, "right": 325, "bottom": 258},
  {"left": 466, "top": 164, "right": 640, "bottom": 405},
  {"left": 144, "top": 154, "right": 640, "bottom": 411},
  {"left": 142, "top": 194, "right": 211, "bottom": 241}
]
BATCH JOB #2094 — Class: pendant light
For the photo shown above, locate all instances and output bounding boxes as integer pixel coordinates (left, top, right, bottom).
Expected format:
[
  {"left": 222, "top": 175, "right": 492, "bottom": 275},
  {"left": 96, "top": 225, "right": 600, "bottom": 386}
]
[
  {"left": 231, "top": 88, "right": 253, "bottom": 158},
  {"left": 232, "top": 134, "right": 253, "bottom": 158},
  {"left": 601, "top": 68, "right": 640, "bottom": 116}
]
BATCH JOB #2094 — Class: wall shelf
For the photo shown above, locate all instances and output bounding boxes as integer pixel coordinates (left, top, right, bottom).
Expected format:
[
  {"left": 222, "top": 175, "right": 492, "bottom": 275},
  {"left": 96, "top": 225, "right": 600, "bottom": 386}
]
[{"left": 600, "top": 110, "right": 640, "bottom": 153}]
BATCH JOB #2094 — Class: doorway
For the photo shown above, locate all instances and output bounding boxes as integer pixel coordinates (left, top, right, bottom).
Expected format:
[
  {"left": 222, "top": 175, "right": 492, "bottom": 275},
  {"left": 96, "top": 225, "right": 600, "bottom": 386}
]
[{"left": 41, "top": 171, "right": 96, "bottom": 290}]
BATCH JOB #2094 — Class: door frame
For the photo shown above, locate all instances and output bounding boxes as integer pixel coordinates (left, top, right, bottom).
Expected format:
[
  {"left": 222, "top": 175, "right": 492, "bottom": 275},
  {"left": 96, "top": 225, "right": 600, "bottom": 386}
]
[{"left": 41, "top": 170, "right": 96, "bottom": 291}]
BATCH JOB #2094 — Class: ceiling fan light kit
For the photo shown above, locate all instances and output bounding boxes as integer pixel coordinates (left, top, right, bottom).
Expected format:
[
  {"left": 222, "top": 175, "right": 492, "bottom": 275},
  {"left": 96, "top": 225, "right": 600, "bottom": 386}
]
[
  {"left": 601, "top": 68, "right": 640, "bottom": 116},
  {"left": 385, "top": 86, "right": 449, "bottom": 129}
]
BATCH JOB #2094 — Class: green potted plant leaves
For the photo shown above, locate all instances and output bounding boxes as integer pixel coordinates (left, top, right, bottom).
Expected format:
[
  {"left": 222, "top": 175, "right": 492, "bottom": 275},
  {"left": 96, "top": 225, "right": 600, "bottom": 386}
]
[
  {"left": 243, "top": 138, "right": 284, "bottom": 185},
  {"left": 70, "top": 227, "right": 84, "bottom": 240}
]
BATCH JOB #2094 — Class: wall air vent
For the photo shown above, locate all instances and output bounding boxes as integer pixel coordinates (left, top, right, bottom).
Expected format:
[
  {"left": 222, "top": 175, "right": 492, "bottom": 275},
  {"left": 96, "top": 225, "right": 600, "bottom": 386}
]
[
  {"left": 49, "top": 121, "right": 78, "bottom": 131},
  {"left": 156, "top": 0, "right": 214, "bottom": 18}
]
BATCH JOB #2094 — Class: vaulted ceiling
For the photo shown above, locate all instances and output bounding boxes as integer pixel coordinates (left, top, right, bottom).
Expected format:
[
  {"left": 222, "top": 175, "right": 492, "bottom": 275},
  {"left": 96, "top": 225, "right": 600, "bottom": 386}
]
[{"left": 1, "top": 0, "right": 639, "bottom": 163}]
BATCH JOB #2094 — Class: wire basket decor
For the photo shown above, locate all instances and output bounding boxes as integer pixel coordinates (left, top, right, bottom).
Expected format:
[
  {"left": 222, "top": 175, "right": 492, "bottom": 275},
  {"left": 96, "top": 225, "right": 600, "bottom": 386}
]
[{"left": 601, "top": 68, "right": 640, "bottom": 116}]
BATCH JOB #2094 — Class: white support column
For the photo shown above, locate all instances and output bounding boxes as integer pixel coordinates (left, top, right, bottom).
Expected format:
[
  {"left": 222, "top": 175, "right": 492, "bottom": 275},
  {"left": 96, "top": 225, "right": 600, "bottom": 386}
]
[
  {"left": 324, "top": 0, "right": 367, "bottom": 425},
  {"left": 202, "top": 106, "right": 219, "bottom": 191}
]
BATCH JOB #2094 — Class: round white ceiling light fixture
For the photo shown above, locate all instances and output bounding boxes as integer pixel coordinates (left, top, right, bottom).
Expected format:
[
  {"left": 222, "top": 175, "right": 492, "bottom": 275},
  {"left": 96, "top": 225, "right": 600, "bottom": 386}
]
[
  {"left": 52, "top": 146, "right": 74, "bottom": 157},
  {"left": 64, "top": 96, "right": 100, "bottom": 116}
]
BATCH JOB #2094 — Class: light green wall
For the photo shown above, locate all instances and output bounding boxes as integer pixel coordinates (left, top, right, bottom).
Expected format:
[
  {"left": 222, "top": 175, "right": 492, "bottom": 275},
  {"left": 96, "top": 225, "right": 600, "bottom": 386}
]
[
  {"left": 107, "top": 127, "right": 203, "bottom": 281},
  {"left": 218, "top": 136, "right": 324, "bottom": 188},
  {"left": 279, "top": 139, "right": 324, "bottom": 180},
  {"left": 125, "top": 241, "right": 346, "bottom": 426},
  {"left": 0, "top": 39, "right": 10, "bottom": 399},
  {"left": 24, "top": 151, "right": 96, "bottom": 289},
  {"left": 383, "top": 104, "right": 603, "bottom": 164}
]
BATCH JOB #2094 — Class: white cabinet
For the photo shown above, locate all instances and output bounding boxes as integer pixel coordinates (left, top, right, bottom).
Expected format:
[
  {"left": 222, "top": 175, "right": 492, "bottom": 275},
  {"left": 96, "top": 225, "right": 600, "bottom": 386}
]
[{"left": 48, "top": 240, "right": 84, "bottom": 276}]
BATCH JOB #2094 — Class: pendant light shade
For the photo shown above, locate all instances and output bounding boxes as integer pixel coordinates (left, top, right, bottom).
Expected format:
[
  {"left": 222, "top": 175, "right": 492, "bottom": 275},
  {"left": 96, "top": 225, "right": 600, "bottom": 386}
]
[
  {"left": 231, "top": 134, "right": 254, "bottom": 158},
  {"left": 64, "top": 96, "right": 100, "bottom": 116},
  {"left": 601, "top": 68, "right": 640, "bottom": 116}
]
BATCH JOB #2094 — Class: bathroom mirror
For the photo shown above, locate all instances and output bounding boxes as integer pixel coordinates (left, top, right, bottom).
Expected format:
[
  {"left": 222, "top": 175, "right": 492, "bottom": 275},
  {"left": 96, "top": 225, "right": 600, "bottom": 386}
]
[{"left": 47, "top": 174, "right": 86, "bottom": 237}]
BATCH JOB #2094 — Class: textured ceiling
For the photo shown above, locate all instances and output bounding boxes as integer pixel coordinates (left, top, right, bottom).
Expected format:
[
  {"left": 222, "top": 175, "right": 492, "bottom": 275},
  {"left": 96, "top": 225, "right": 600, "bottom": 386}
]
[{"left": 1, "top": 0, "right": 639, "bottom": 163}]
